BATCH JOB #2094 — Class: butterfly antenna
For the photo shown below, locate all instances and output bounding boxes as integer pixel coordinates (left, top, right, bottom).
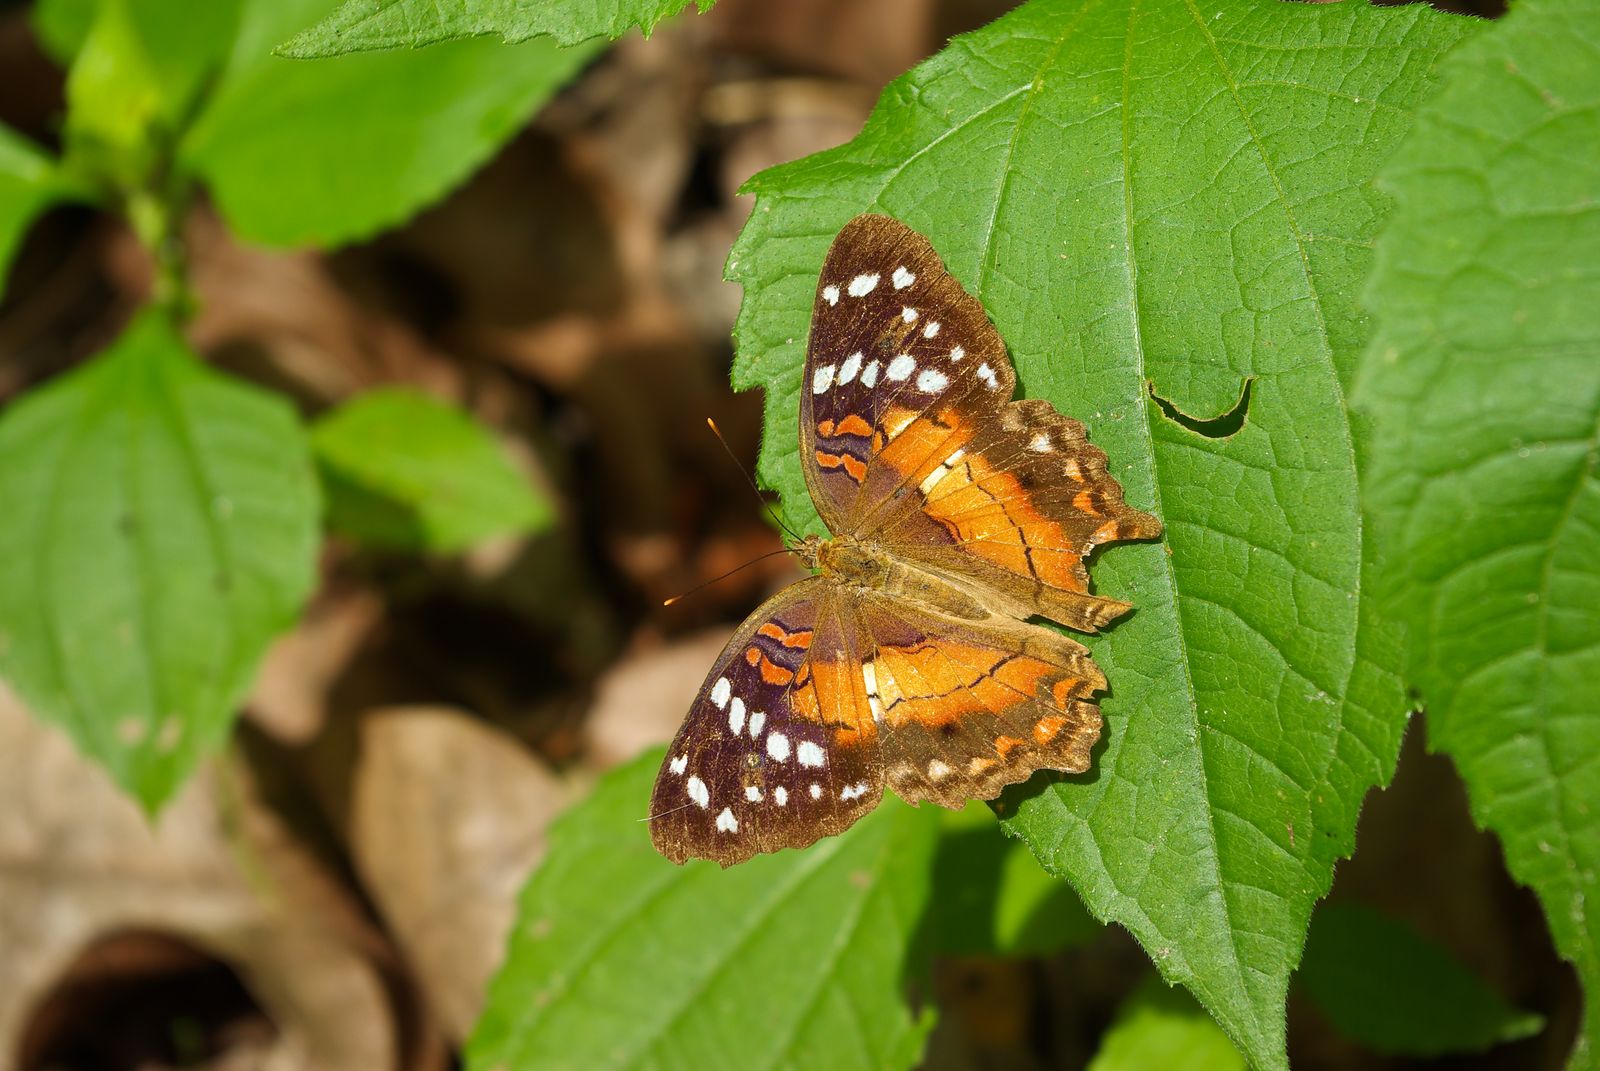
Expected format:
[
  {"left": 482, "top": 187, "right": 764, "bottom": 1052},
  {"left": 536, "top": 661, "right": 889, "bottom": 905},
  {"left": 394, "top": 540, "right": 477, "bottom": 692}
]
[
  {"left": 662, "top": 547, "right": 794, "bottom": 607},
  {"left": 705, "top": 417, "right": 802, "bottom": 543}
]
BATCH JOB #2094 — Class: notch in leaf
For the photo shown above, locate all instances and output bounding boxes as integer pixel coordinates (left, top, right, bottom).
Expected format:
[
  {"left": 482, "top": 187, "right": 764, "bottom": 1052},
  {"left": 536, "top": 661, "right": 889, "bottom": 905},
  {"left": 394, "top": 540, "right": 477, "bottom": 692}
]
[{"left": 1148, "top": 378, "right": 1253, "bottom": 439}]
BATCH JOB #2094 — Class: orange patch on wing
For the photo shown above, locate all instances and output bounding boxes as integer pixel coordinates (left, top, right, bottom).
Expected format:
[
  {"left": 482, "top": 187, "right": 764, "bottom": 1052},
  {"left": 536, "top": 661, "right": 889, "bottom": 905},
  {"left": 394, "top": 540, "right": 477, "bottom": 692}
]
[
  {"left": 1051, "top": 677, "right": 1086, "bottom": 706},
  {"left": 873, "top": 641, "right": 1055, "bottom": 728},
  {"left": 921, "top": 448, "right": 1090, "bottom": 593},
  {"left": 745, "top": 645, "right": 795, "bottom": 685},
  {"left": 994, "top": 735, "right": 1026, "bottom": 759},
  {"left": 815, "top": 449, "right": 867, "bottom": 483},
  {"left": 757, "top": 623, "right": 813, "bottom": 648},
  {"left": 876, "top": 408, "right": 974, "bottom": 490},
  {"left": 835, "top": 414, "right": 873, "bottom": 438},
  {"left": 790, "top": 657, "right": 873, "bottom": 731}
]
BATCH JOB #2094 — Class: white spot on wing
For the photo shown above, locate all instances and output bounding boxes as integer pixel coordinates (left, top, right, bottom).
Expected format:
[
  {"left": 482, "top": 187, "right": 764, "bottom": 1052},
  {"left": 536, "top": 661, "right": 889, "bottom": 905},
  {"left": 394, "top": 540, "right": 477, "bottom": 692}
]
[
  {"left": 918, "top": 447, "right": 966, "bottom": 494},
  {"left": 841, "top": 781, "right": 870, "bottom": 801},
  {"left": 847, "top": 273, "right": 879, "bottom": 297},
  {"left": 1030, "top": 433, "right": 1052, "bottom": 452},
  {"left": 901, "top": 306, "right": 918, "bottom": 323},
  {"left": 884, "top": 409, "right": 916, "bottom": 440},
  {"left": 923, "top": 321, "right": 941, "bottom": 338},
  {"left": 669, "top": 754, "right": 687, "bottom": 775},
  {"left": 838, "top": 351, "right": 862, "bottom": 385},
  {"left": 745, "top": 785, "right": 763, "bottom": 802},
  {"left": 915, "top": 368, "right": 948, "bottom": 393},
  {"left": 798, "top": 741, "right": 826, "bottom": 767},
  {"left": 892, "top": 266, "right": 915, "bottom": 289},
  {"left": 886, "top": 354, "right": 916, "bottom": 381},
  {"left": 767, "top": 732, "right": 791, "bottom": 762},
  {"left": 716, "top": 807, "right": 738, "bottom": 832},
  {"left": 687, "top": 776, "right": 710, "bottom": 808},
  {"left": 809, "top": 783, "right": 823, "bottom": 799},
  {"left": 812, "top": 364, "right": 836, "bottom": 395},
  {"left": 861, "top": 360, "right": 881, "bottom": 388},
  {"left": 728, "top": 697, "right": 746, "bottom": 735},
  {"left": 822, "top": 284, "right": 840, "bottom": 306},
  {"left": 747, "top": 710, "right": 765, "bottom": 738},
  {"left": 710, "top": 677, "right": 731, "bottom": 709},
  {"left": 774, "top": 786, "right": 788, "bottom": 806},
  {"left": 950, "top": 345, "right": 965, "bottom": 361},
  {"left": 977, "top": 362, "right": 998, "bottom": 389},
  {"left": 928, "top": 760, "right": 952, "bottom": 780}
]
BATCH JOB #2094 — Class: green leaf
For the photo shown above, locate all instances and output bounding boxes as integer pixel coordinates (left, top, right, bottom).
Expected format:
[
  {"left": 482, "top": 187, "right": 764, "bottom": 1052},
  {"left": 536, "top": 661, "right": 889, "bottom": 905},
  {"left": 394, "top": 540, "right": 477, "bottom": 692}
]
[
  {"left": 0, "top": 312, "right": 320, "bottom": 811},
  {"left": 466, "top": 750, "right": 939, "bottom": 1071},
  {"left": 0, "top": 125, "right": 76, "bottom": 301},
  {"left": 1298, "top": 902, "right": 1544, "bottom": 1056},
  {"left": 279, "top": 0, "right": 715, "bottom": 57},
  {"left": 311, "top": 388, "right": 555, "bottom": 553},
  {"left": 1087, "top": 977, "right": 1246, "bottom": 1071},
  {"left": 31, "top": 0, "right": 96, "bottom": 65},
  {"left": 930, "top": 803, "right": 1100, "bottom": 958},
  {"left": 727, "top": 2, "right": 1479, "bottom": 1067},
  {"left": 179, "top": 0, "right": 602, "bottom": 247},
  {"left": 1355, "top": 0, "right": 1600, "bottom": 1064},
  {"left": 59, "top": 0, "right": 238, "bottom": 159}
]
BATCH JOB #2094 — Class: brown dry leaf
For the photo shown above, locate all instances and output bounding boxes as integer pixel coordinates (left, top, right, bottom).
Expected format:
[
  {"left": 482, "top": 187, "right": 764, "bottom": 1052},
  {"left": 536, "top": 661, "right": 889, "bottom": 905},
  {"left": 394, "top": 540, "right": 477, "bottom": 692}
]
[
  {"left": 0, "top": 686, "right": 426, "bottom": 1071},
  {"left": 350, "top": 707, "right": 568, "bottom": 1043},
  {"left": 583, "top": 628, "right": 735, "bottom": 770},
  {"left": 248, "top": 583, "right": 386, "bottom": 746}
]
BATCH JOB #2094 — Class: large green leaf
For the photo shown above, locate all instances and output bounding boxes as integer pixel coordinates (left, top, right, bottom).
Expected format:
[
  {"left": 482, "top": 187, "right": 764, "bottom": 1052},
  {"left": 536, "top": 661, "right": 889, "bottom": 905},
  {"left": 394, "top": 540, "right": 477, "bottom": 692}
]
[
  {"left": 466, "top": 750, "right": 939, "bottom": 1071},
  {"left": 1297, "top": 902, "right": 1544, "bottom": 1057},
  {"left": 311, "top": 387, "right": 556, "bottom": 553},
  {"left": 727, "top": 1, "right": 1479, "bottom": 1067},
  {"left": 279, "top": 0, "right": 715, "bottom": 56},
  {"left": 0, "top": 312, "right": 320, "bottom": 810},
  {"left": 1355, "top": 0, "right": 1600, "bottom": 1064},
  {"left": 0, "top": 125, "right": 77, "bottom": 301},
  {"left": 179, "top": 0, "right": 601, "bottom": 247}
]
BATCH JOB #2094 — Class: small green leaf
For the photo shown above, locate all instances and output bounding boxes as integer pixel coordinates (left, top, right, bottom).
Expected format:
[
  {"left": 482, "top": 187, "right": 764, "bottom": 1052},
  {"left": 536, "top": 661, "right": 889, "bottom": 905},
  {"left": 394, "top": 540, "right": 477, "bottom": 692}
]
[
  {"left": 31, "top": 0, "right": 97, "bottom": 65},
  {"left": 279, "top": 0, "right": 716, "bottom": 56},
  {"left": 466, "top": 750, "right": 940, "bottom": 1071},
  {"left": 311, "top": 388, "right": 554, "bottom": 553},
  {"left": 62, "top": 0, "right": 166, "bottom": 187},
  {"left": 1356, "top": 0, "right": 1600, "bottom": 1064},
  {"left": 1298, "top": 903, "right": 1544, "bottom": 1057},
  {"left": 57, "top": 0, "right": 239, "bottom": 184},
  {"left": 0, "top": 125, "right": 78, "bottom": 301},
  {"left": 728, "top": 2, "right": 1480, "bottom": 1067},
  {"left": 0, "top": 312, "right": 320, "bottom": 811},
  {"left": 930, "top": 803, "right": 1100, "bottom": 958},
  {"left": 1087, "top": 978, "right": 1246, "bottom": 1071},
  {"left": 180, "top": 0, "right": 602, "bottom": 247}
]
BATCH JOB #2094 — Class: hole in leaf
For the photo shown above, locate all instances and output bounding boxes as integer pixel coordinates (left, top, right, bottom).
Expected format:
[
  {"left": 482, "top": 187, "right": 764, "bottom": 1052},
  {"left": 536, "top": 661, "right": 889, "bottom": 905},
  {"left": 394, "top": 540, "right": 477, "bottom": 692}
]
[{"left": 1148, "top": 377, "right": 1253, "bottom": 439}]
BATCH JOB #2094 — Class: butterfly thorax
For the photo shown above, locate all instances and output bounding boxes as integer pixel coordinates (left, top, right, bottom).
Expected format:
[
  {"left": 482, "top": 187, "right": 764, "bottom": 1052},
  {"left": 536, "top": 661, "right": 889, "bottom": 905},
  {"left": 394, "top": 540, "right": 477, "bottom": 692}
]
[
  {"left": 799, "top": 532, "right": 989, "bottom": 620},
  {"left": 805, "top": 534, "right": 887, "bottom": 587}
]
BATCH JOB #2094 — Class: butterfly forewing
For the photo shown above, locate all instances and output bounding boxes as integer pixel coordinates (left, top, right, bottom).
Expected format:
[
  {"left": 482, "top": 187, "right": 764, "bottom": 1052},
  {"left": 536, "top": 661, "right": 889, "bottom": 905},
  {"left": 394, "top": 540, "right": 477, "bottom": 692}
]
[
  {"left": 802, "top": 215, "right": 1012, "bottom": 535},
  {"left": 803, "top": 215, "right": 1160, "bottom": 633},
  {"left": 649, "top": 579, "right": 883, "bottom": 867}
]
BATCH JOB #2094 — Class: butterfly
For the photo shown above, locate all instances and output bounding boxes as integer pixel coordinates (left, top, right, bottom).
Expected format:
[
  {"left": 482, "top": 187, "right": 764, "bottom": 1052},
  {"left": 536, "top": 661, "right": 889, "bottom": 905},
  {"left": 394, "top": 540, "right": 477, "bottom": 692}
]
[{"left": 650, "top": 214, "right": 1161, "bottom": 866}]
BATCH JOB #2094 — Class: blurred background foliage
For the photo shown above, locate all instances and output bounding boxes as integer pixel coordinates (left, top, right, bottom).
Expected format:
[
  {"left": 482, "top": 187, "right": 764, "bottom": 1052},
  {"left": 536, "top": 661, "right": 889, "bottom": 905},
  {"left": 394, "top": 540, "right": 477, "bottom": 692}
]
[{"left": 0, "top": 0, "right": 1591, "bottom": 1069}]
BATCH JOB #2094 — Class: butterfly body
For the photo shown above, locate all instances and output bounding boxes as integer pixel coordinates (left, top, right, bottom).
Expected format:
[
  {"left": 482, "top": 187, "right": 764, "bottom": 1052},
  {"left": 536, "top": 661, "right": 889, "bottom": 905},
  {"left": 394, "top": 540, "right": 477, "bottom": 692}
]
[{"left": 651, "top": 215, "right": 1161, "bottom": 867}]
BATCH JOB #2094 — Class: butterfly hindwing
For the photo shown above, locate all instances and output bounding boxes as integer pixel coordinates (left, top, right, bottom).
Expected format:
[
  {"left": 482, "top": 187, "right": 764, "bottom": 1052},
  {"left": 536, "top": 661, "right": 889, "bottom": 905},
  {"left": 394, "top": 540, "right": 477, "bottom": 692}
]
[
  {"left": 649, "top": 578, "right": 883, "bottom": 867},
  {"left": 856, "top": 593, "right": 1105, "bottom": 808}
]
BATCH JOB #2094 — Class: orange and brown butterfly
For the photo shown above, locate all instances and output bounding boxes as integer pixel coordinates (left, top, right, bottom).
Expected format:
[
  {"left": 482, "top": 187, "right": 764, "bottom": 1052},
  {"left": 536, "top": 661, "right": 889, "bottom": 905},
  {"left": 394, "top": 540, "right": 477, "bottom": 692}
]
[{"left": 650, "top": 214, "right": 1161, "bottom": 867}]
